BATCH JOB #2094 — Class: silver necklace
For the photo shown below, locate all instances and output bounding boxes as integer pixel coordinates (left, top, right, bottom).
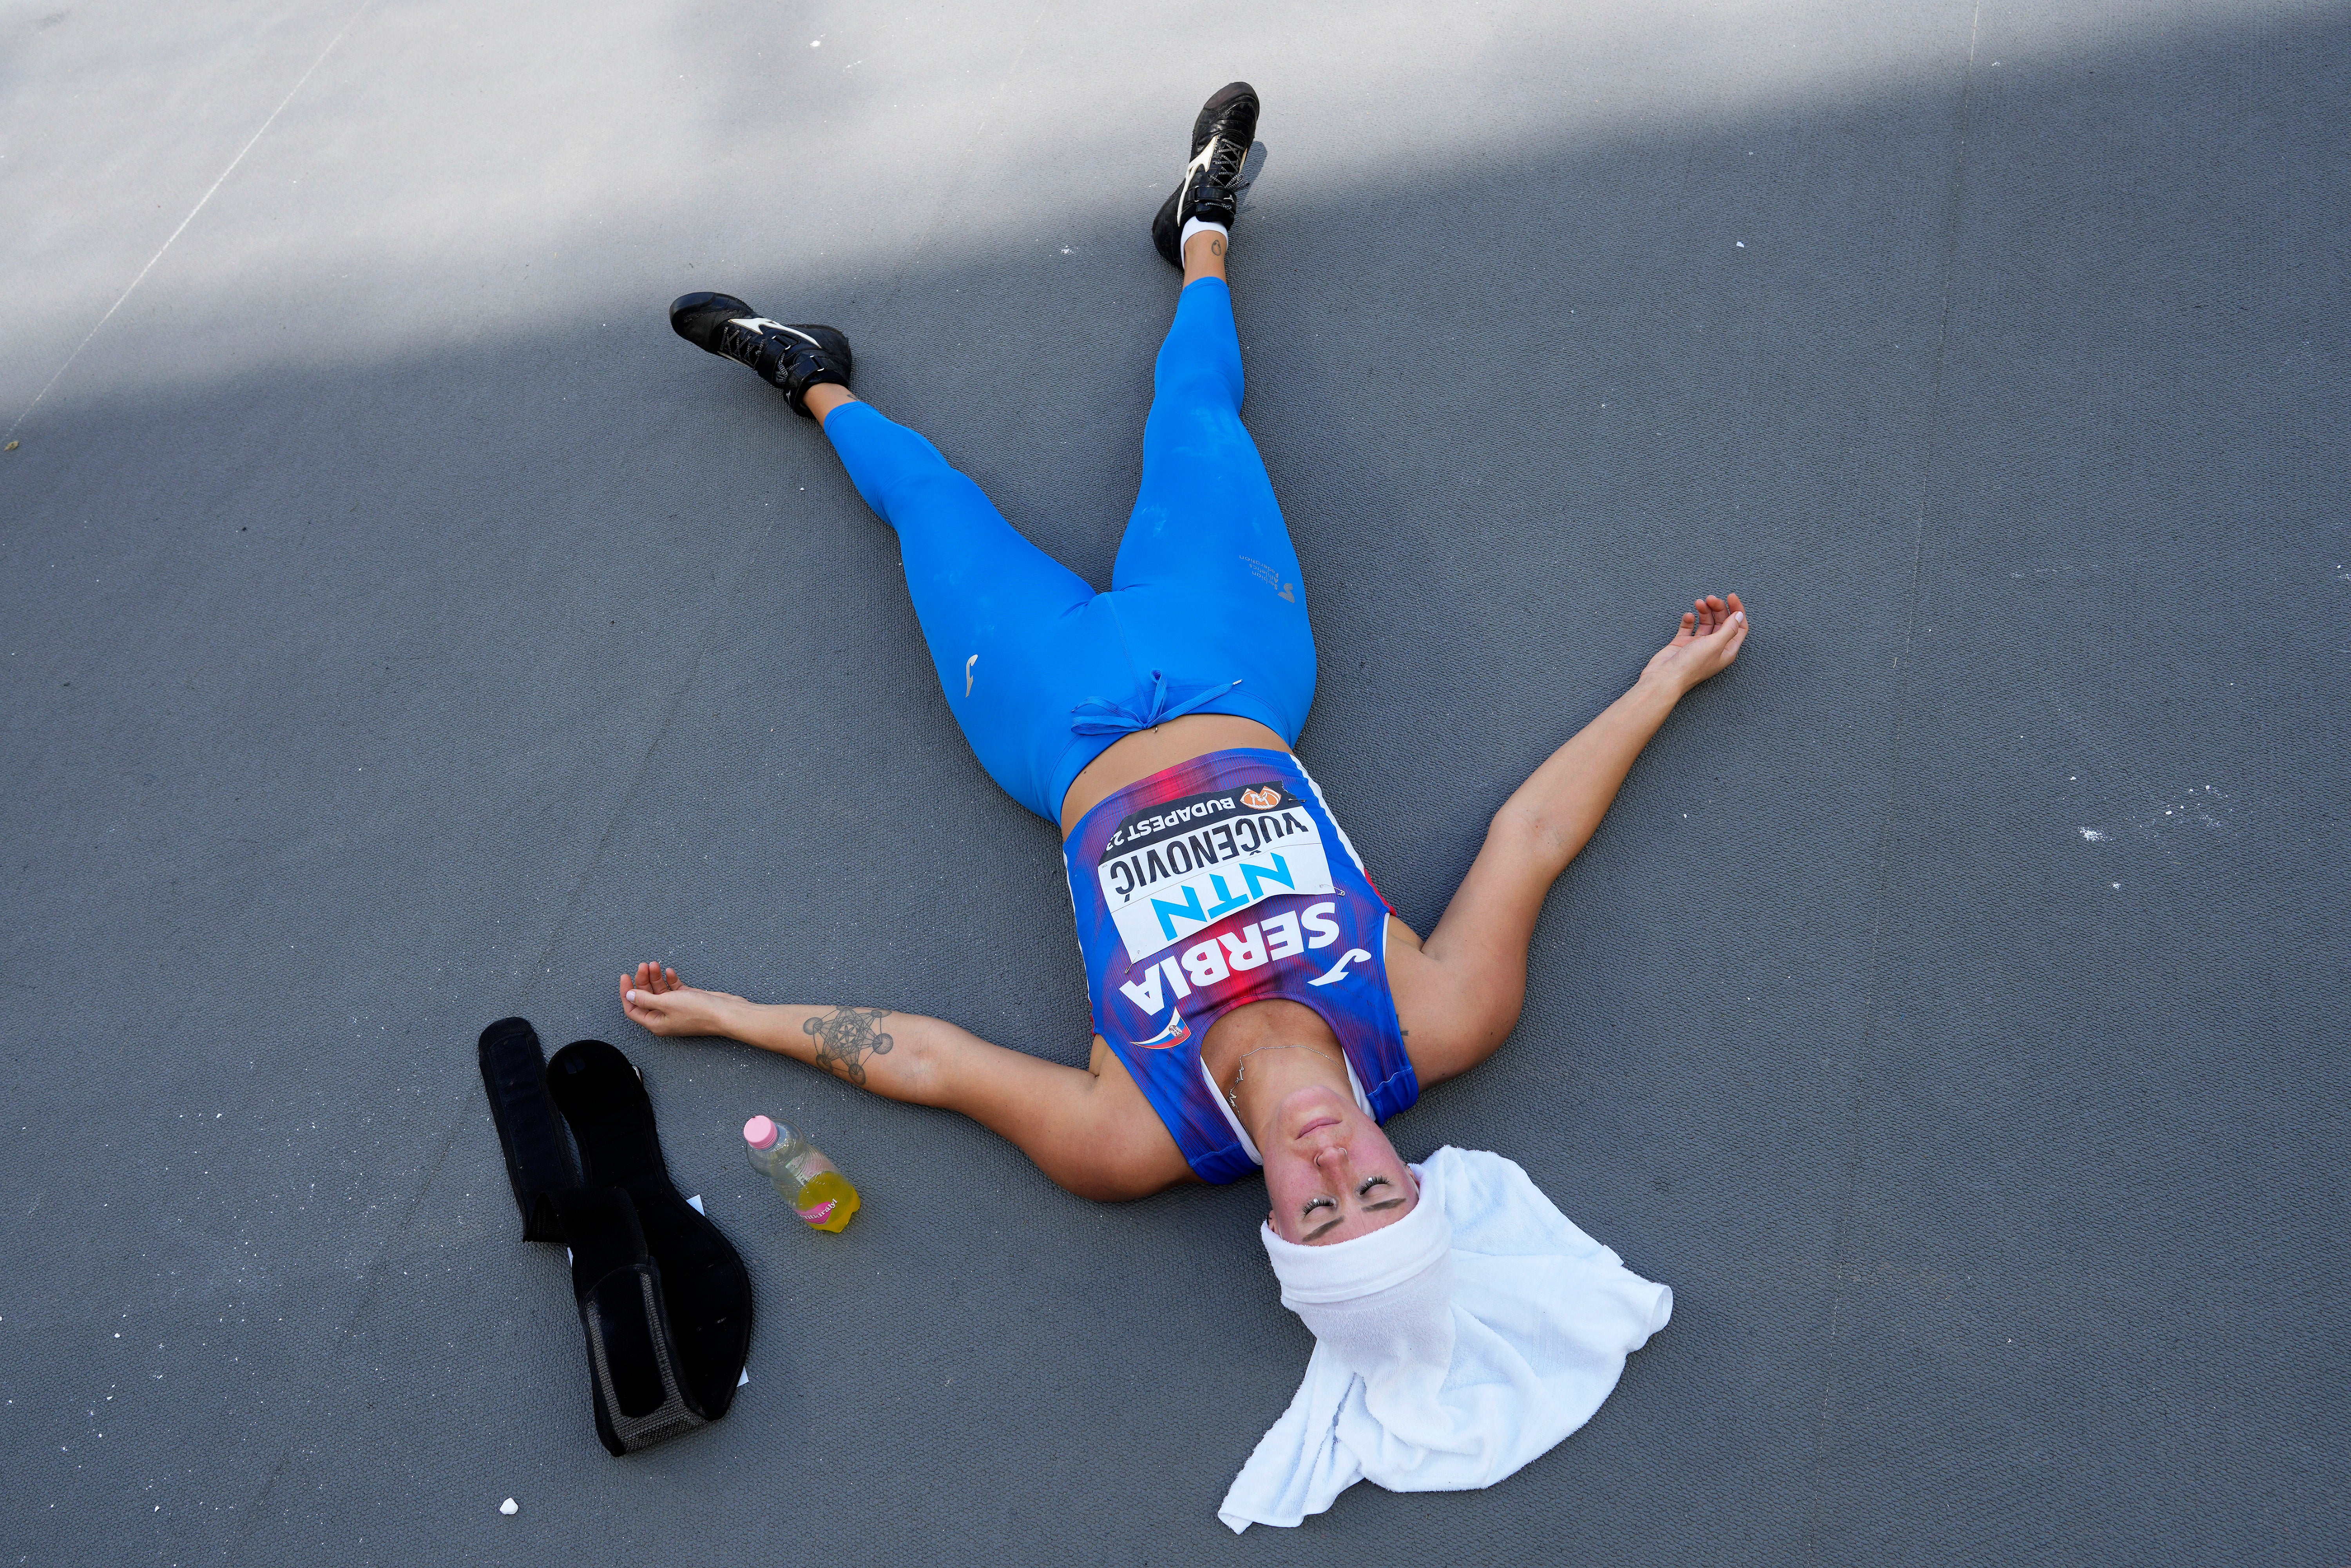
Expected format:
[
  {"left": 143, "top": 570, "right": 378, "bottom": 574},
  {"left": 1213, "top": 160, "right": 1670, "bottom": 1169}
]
[{"left": 1223, "top": 1043, "right": 1337, "bottom": 1109}]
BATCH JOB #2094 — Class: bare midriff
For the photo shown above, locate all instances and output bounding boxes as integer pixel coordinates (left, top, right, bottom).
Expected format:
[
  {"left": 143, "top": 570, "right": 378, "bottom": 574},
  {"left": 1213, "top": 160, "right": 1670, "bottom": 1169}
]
[{"left": 1056, "top": 713, "right": 1292, "bottom": 839}]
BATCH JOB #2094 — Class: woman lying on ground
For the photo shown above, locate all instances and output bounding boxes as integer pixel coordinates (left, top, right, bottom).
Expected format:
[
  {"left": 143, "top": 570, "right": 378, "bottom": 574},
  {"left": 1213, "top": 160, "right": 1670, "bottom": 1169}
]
[
  {"left": 624, "top": 80, "right": 1748, "bottom": 1242},
  {"left": 621, "top": 83, "right": 1742, "bottom": 1528}
]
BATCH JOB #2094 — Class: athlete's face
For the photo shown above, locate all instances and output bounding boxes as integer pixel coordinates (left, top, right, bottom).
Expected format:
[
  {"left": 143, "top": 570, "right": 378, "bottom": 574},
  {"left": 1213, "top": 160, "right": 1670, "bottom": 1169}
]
[{"left": 1261, "top": 1084, "right": 1419, "bottom": 1245}]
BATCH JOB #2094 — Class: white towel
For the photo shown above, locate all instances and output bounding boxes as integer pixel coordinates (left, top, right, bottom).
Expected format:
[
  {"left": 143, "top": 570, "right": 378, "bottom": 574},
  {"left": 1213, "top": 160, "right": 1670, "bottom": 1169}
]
[{"left": 1218, "top": 1146, "right": 1672, "bottom": 1533}]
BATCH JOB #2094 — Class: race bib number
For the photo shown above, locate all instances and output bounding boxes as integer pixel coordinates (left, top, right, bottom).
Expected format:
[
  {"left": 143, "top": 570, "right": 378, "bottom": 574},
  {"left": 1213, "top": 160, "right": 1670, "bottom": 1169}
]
[{"left": 1095, "top": 781, "right": 1335, "bottom": 961}]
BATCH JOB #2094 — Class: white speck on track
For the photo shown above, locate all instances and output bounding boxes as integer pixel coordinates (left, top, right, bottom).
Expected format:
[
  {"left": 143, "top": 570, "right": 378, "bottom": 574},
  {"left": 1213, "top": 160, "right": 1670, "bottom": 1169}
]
[{"left": 2079, "top": 828, "right": 2107, "bottom": 842}]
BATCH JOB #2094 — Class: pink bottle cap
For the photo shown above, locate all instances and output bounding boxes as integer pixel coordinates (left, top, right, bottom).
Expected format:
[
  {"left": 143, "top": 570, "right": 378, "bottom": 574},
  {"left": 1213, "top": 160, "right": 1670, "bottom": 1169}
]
[{"left": 743, "top": 1115, "right": 779, "bottom": 1149}]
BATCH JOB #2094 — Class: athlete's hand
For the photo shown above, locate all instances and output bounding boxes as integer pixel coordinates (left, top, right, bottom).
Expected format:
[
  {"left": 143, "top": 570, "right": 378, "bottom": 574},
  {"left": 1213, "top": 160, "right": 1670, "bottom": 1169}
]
[
  {"left": 1641, "top": 593, "right": 1749, "bottom": 695},
  {"left": 619, "top": 960, "right": 745, "bottom": 1038}
]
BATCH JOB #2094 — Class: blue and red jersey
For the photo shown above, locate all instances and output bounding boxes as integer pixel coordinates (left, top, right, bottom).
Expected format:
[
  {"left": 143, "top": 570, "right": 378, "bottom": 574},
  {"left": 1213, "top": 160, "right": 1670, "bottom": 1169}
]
[{"left": 1061, "top": 748, "right": 1418, "bottom": 1184}]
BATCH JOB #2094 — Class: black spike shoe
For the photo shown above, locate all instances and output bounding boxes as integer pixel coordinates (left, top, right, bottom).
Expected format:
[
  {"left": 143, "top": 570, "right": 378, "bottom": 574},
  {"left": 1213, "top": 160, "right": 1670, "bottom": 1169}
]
[
  {"left": 1151, "top": 81, "right": 1260, "bottom": 268},
  {"left": 668, "top": 292, "right": 853, "bottom": 418}
]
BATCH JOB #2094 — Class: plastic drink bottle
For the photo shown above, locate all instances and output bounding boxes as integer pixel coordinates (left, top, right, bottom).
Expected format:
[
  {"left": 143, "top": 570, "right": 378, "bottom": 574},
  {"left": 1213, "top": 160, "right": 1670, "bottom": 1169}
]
[{"left": 743, "top": 1115, "right": 860, "bottom": 1233}]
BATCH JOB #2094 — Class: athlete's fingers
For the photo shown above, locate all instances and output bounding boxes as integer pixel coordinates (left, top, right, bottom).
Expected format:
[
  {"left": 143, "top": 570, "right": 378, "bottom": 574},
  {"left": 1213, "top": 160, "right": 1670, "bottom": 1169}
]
[{"left": 1697, "top": 613, "right": 1734, "bottom": 659}]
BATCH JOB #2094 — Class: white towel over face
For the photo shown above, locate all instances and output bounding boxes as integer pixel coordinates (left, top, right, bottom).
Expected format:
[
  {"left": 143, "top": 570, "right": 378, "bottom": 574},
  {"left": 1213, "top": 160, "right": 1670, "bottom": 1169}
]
[{"left": 1218, "top": 1146, "right": 1673, "bottom": 1533}]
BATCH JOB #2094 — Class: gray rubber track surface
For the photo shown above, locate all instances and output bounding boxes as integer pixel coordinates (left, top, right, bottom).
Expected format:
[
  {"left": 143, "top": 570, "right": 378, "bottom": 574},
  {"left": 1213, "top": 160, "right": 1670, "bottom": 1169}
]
[{"left": 4, "top": 1, "right": 2345, "bottom": 1563}]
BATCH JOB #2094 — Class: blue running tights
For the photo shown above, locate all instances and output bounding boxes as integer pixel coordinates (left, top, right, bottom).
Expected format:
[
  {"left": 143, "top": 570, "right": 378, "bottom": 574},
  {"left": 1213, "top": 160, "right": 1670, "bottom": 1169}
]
[{"left": 822, "top": 278, "right": 1315, "bottom": 822}]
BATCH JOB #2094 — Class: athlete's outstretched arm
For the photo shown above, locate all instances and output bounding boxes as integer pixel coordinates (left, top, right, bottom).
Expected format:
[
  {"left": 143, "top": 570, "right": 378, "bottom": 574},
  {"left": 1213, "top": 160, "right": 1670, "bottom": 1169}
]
[
  {"left": 617, "top": 965, "right": 1193, "bottom": 1200},
  {"left": 1390, "top": 594, "right": 1750, "bottom": 1084}
]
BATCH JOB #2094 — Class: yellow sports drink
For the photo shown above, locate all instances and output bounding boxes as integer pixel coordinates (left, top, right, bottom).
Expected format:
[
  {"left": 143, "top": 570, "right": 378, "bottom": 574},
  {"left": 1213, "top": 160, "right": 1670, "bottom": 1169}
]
[{"left": 743, "top": 1115, "right": 860, "bottom": 1233}]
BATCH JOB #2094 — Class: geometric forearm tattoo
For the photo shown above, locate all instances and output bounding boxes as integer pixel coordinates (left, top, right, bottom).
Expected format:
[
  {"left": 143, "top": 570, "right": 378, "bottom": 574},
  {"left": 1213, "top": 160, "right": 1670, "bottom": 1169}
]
[{"left": 803, "top": 1006, "right": 895, "bottom": 1087}]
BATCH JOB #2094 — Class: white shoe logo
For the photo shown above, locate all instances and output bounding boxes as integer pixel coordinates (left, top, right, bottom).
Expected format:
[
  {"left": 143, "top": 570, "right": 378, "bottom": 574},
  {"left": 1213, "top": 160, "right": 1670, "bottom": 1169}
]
[{"left": 729, "top": 316, "right": 816, "bottom": 347}]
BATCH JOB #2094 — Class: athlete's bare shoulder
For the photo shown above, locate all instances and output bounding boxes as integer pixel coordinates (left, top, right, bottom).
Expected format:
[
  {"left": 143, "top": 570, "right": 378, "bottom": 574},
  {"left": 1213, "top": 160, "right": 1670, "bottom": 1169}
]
[
  {"left": 1381, "top": 914, "right": 1478, "bottom": 1087},
  {"left": 1083, "top": 1034, "right": 1204, "bottom": 1190}
]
